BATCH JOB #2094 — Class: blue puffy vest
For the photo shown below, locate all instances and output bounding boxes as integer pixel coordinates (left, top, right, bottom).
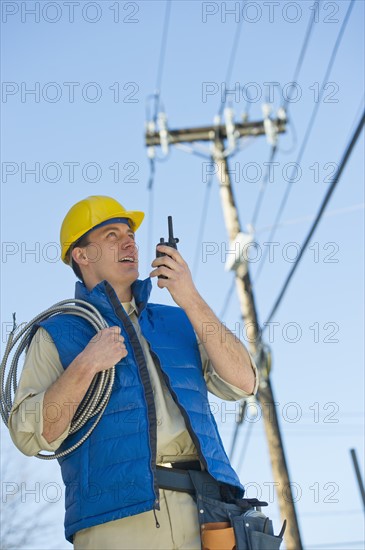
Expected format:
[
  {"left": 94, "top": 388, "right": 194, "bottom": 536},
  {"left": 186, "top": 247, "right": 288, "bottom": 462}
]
[{"left": 40, "top": 278, "right": 244, "bottom": 542}]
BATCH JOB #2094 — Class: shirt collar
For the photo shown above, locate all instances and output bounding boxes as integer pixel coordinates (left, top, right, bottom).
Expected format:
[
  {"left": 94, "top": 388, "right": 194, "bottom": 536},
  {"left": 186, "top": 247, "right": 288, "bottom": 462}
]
[{"left": 121, "top": 296, "right": 137, "bottom": 317}]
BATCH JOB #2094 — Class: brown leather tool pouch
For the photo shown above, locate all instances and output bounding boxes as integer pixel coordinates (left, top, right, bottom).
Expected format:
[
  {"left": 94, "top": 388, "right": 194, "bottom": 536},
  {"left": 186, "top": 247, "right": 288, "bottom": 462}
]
[{"left": 201, "top": 521, "right": 236, "bottom": 550}]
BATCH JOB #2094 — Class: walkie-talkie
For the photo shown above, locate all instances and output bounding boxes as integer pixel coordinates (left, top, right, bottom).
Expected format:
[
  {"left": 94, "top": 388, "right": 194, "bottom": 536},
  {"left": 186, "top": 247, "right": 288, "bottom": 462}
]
[{"left": 156, "top": 216, "right": 179, "bottom": 279}]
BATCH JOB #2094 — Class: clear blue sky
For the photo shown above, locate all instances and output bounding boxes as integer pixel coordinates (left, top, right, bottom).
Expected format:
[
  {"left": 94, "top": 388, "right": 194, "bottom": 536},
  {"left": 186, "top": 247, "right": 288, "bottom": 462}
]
[{"left": 1, "top": 1, "right": 364, "bottom": 548}]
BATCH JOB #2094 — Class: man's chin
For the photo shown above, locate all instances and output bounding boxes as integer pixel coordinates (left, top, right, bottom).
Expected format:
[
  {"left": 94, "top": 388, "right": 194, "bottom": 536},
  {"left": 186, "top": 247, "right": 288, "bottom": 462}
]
[
  {"left": 123, "top": 267, "right": 139, "bottom": 283},
  {"left": 118, "top": 261, "right": 139, "bottom": 274}
]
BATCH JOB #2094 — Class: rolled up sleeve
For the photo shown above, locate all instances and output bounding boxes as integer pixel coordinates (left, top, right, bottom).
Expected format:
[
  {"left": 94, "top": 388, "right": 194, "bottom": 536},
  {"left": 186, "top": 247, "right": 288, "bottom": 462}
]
[
  {"left": 8, "top": 327, "right": 70, "bottom": 456},
  {"left": 198, "top": 338, "right": 259, "bottom": 401}
]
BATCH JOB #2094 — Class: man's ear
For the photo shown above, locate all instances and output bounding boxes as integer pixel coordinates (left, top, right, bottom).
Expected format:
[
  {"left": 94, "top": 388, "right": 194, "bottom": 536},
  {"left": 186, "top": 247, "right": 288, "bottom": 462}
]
[{"left": 71, "top": 246, "right": 88, "bottom": 267}]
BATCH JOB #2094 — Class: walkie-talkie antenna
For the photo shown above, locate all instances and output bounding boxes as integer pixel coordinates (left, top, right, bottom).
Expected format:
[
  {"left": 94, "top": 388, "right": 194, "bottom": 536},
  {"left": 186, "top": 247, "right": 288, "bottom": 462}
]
[
  {"left": 156, "top": 216, "right": 179, "bottom": 278},
  {"left": 167, "top": 216, "right": 179, "bottom": 247},
  {"left": 168, "top": 216, "right": 173, "bottom": 241}
]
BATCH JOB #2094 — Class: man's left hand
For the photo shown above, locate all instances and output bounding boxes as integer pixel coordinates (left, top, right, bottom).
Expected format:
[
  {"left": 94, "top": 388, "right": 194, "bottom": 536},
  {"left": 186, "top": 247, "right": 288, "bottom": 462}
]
[{"left": 150, "top": 245, "right": 200, "bottom": 309}]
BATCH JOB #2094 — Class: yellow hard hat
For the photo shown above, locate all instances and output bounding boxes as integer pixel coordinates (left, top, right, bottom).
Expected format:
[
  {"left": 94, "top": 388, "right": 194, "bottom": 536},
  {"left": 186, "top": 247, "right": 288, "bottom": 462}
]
[{"left": 60, "top": 195, "right": 144, "bottom": 263}]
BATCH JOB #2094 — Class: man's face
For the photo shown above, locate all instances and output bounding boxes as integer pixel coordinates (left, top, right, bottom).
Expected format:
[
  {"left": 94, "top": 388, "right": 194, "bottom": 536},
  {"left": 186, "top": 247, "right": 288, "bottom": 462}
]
[{"left": 79, "top": 222, "right": 139, "bottom": 290}]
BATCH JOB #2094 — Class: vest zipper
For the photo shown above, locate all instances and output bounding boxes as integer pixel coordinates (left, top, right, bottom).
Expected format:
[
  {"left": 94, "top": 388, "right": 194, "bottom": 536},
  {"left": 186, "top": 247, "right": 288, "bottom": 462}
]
[
  {"left": 153, "top": 507, "right": 160, "bottom": 528},
  {"left": 104, "top": 283, "right": 160, "bottom": 511}
]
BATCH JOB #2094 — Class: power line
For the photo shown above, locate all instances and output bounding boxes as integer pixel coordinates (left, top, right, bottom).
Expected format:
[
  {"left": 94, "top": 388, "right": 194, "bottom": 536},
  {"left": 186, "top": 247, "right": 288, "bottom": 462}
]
[
  {"left": 193, "top": 0, "right": 246, "bottom": 275},
  {"left": 277, "top": 114, "right": 298, "bottom": 155},
  {"left": 229, "top": 400, "right": 247, "bottom": 461},
  {"left": 259, "top": 108, "right": 364, "bottom": 338},
  {"left": 191, "top": 138, "right": 256, "bottom": 283},
  {"left": 252, "top": 93, "right": 364, "bottom": 245},
  {"left": 192, "top": 166, "right": 214, "bottom": 280},
  {"left": 228, "top": 0, "right": 323, "bottom": 459},
  {"left": 250, "top": 145, "right": 277, "bottom": 230},
  {"left": 254, "top": 0, "right": 355, "bottom": 284},
  {"left": 255, "top": 202, "right": 364, "bottom": 235},
  {"left": 218, "top": 0, "right": 246, "bottom": 117},
  {"left": 281, "top": 0, "right": 322, "bottom": 112},
  {"left": 350, "top": 448, "right": 365, "bottom": 512},
  {"left": 153, "top": 0, "right": 171, "bottom": 120},
  {"left": 249, "top": 1, "right": 320, "bottom": 234},
  {"left": 235, "top": 416, "right": 254, "bottom": 467},
  {"left": 145, "top": 181, "right": 155, "bottom": 273},
  {"left": 146, "top": 0, "right": 172, "bottom": 263},
  {"left": 219, "top": 276, "right": 235, "bottom": 319},
  {"left": 345, "top": 93, "right": 365, "bottom": 143}
]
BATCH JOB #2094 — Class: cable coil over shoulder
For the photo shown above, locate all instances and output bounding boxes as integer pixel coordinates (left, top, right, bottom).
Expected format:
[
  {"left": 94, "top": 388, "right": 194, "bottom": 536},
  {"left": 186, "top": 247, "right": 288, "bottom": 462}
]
[{"left": 0, "top": 299, "right": 114, "bottom": 460}]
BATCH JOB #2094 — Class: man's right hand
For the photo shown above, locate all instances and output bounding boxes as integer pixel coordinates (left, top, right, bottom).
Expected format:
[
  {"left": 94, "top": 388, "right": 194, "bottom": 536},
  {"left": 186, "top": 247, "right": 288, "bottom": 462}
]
[
  {"left": 39, "top": 326, "right": 127, "bottom": 445},
  {"left": 82, "top": 326, "right": 128, "bottom": 374}
]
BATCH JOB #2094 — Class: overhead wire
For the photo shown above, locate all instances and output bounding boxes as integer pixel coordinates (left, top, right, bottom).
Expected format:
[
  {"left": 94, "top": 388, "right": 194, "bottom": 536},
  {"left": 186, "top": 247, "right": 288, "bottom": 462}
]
[
  {"left": 234, "top": 420, "right": 254, "bottom": 466},
  {"left": 192, "top": 164, "right": 215, "bottom": 280},
  {"left": 148, "top": 0, "right": 247, "bottom": 274},
  {"left": 254, "top": 201, "right": 364, "bottom": 235},
  {"left": 154, "top": 0, "right": 172, "bottom": 119},
  {"left": 192, "top": 1, "right": 247, "bottom": 283},
  {"left": 242, "top": 17, "right": 362, "bottom": 481},
  {"left": 146, "top": 181, "right": 155, "bottom": 273},
  {"left": 229, "top": 401, "right": 246, "bottom": 461},
  {"left": 191, "top": 139, "right": 254, "bottom": 284},
  {"left": 226, "top": 0, "right": 346, "bottom": 476},
  {"left": 229, "top": 399, "right": 257, "bottom": 465},
  {"left": 145, "top": 0, "right": 172, "bottom": 269},
  {"left": 277, "top": 114, "right": 298, "bottom": 155},
  {"left": 253, "top": 0, "right": 355, "bottom": 284},
  {"left": 345, "top": 93, "right": 365, "bottom": 143},
  {"left": 250, "top": 145, "right": 278, "bottom": 230},
  {"left": 230, "top": 85, "right": 362, "bottom": 465},
  {"left": 222, "top": 2, "right": 321, "bottom": 332},
  {"left": 281, "top": 0, "right": 323, "bottom": 112},
  {"left": 218, "top": 0, "right": 247, "bottom": 118},
  {"left": 219, "top": 276, "right": 236, "bottom": 320},
  {"left": 249, "top": 0, "right": 321, "bottom": 234},
  {"left": 258, "top": 108, "right": 364, "bottom": 340},
  {"left": 192, "top": 1, "right": 248, "bottom": 319}
]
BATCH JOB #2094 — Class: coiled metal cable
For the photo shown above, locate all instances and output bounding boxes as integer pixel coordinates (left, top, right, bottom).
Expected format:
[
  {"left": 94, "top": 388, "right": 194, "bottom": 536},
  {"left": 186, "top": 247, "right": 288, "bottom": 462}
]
[{"left": 0, "top": 299, "right": 114, "bottom": 460}]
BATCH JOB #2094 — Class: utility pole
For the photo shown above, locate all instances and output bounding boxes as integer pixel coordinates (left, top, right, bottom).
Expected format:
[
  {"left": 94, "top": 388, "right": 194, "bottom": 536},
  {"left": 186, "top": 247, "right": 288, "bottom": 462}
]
[{"left": 145, "top": 111, "right": 303, "bottom": 550}]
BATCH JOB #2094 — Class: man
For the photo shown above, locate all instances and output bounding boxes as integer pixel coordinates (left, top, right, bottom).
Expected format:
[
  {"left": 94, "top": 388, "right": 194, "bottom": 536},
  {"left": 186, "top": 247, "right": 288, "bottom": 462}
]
[{"left": 9, "top": 195, "right": 259, "bottom": 549}]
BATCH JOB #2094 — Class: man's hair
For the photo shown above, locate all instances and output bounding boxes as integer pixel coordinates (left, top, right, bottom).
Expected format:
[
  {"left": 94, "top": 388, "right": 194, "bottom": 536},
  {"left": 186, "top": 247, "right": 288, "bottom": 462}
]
[{"left": 67, "top": 235, "right": 90, "bottom": 282}]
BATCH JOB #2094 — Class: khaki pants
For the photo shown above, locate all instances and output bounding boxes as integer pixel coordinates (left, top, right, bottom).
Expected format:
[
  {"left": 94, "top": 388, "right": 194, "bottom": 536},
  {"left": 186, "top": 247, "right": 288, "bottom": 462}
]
[{"left": 73, "top": 489, "right": 201, "bottom": 550}]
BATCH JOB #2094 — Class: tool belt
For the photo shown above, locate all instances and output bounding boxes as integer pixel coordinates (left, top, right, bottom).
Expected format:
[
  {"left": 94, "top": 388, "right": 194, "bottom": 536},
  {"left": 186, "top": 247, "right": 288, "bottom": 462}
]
[{"left": 156, "top": 462, "right": 286, "bottom": 550}]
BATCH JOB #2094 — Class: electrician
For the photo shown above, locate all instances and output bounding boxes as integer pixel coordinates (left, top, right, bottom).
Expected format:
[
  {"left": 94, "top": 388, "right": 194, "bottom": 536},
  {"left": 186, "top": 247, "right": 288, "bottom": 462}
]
[{"left": 9, "top": 195, "right": 258, "bottom": 549}]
